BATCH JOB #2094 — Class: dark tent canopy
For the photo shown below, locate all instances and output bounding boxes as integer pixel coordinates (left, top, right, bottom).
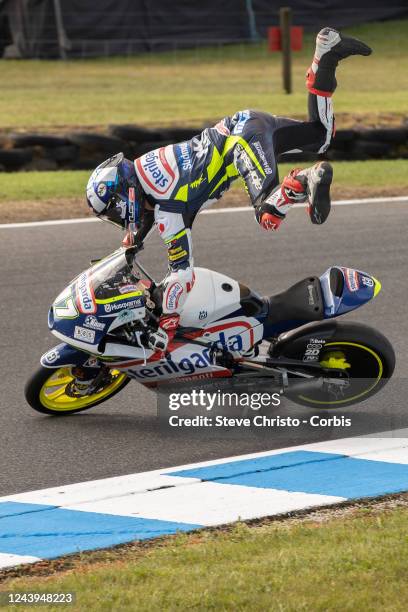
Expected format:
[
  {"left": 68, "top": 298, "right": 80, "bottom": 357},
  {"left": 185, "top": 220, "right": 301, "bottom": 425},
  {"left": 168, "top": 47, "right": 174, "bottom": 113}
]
[{"left": 1, "top": 0, "right": 407, "bottom": 59}]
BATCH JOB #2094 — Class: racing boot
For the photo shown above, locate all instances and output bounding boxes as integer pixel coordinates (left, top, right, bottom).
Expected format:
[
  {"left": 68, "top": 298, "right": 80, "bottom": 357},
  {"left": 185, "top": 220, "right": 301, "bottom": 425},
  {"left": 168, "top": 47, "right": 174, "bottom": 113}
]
[
  {"left": 296, "top": 161, "right": 333, "bottom": 225},
  {"left": 256, "top": 162, "right": 333, "bottom": 229},
  {"left": 306, "top": 27, "right": 372, "bottom": 96}
]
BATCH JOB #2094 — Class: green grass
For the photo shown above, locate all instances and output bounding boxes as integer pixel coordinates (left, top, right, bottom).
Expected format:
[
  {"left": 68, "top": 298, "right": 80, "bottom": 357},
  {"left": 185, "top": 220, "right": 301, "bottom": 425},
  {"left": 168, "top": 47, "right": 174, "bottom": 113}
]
[
  {"left": 3, "top": 507, "right": 408, "bottom": 611},
  {"left": 1, "top": 20, "right": 407, "bottom": 129},
  {"left": 0, "top": 170, "right": 90, "bottom": 201},
  {"left": 0, "top": 160, "right": 406, "bottom": 202}
]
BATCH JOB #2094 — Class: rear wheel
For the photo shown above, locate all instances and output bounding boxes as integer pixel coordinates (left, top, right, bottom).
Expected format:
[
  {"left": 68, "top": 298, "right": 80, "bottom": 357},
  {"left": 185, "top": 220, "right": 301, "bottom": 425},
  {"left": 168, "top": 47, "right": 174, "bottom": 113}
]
[
  {"left": 25, "top": 366, "right": 130, "bottom": 416},
  {"left": 276, "top": 322, "right": 395, "bottom": 409}
]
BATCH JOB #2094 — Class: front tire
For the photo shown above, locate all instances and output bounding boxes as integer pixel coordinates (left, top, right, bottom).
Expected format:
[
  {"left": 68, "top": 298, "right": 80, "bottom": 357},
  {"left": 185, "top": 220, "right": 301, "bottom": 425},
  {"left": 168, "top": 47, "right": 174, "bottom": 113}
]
[
  {"left": 25, "top": 366, "right": 130, "bottom": 416},
  {"left": 274, "top": 322, "right": 395, "bottom": 409}
]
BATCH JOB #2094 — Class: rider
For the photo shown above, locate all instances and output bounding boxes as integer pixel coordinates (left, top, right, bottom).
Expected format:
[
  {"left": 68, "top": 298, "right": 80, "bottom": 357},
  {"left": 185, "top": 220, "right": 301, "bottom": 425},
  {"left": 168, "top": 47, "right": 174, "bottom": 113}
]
[{"left": 86, "top": 27, "right": 372, "bottom": 354}]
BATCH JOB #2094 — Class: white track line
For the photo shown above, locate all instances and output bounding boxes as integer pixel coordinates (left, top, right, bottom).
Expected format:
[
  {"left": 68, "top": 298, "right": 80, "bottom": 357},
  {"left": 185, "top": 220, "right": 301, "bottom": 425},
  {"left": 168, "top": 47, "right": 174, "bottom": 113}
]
[{"left": 0, "top": 196, "right": 407, "bottom": 230}]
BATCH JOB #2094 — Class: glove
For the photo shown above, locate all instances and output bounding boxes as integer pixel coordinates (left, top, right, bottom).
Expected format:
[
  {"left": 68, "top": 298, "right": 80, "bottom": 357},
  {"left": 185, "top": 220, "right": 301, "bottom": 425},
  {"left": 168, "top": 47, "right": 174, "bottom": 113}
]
[
  {"left": 122, "top": 230, "right": 136, "bottom": 247},
  {"left": 148, "top": 327, "right": 169, "bottom": 352},
  {"left": 148, "top": 314, "right": 180, "bottom": 354},
  {"left": 255, "top": 202, "right": 285, "bottom": 232},
  {"left": 259, "top": 212, "right": 284, "bottom": 231}
]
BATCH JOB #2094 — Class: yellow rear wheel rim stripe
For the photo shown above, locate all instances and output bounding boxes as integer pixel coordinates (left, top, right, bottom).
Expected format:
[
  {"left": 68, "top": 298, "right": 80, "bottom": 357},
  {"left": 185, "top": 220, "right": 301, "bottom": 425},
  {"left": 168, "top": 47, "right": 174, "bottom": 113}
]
[{"left": 299, "top": 341, "right": 383, "bottom": 406}]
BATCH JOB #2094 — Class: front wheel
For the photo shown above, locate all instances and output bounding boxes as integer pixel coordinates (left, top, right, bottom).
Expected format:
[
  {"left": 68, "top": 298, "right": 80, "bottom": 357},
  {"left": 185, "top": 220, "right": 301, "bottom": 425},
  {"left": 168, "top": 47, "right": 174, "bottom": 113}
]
[
  {"left": 25, "top": 366, "right": 130, "bottom": 416},
  {"left": 274, "top": 322, "right": 395, "bottom": 409}
]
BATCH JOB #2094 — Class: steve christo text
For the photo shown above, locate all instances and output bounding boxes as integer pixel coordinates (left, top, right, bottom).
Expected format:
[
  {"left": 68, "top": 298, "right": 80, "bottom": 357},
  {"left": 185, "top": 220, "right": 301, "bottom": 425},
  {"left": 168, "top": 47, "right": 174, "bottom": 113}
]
[
  {"left": 166, "top": 391, "right": 352, "bottom": 428},
  {"left": 168, "top": 414, "right": 352, "bottom": 428}
]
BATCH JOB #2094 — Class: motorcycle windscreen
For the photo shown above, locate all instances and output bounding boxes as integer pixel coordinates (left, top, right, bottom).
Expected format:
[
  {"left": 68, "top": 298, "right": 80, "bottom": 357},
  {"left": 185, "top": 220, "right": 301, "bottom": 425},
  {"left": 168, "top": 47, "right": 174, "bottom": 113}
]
[{"left": 88, "top": 251, "right": 145, "bottom": 302}]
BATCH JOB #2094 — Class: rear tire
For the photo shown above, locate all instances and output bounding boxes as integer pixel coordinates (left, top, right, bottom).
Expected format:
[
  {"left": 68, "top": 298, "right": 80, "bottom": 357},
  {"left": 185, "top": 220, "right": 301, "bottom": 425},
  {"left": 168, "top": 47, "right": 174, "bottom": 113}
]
[
  {"left": 274, "top": 321, "right": 395, "bottom": 409},
  {"left": 25, "top": 366, "right": 130, "bottom": 416}
]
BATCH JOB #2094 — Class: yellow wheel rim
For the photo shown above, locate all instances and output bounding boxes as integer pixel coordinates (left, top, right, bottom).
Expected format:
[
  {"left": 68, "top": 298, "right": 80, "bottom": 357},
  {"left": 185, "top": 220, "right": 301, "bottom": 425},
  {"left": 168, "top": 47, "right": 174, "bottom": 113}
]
[
  {"left": 39, "top": 367, "right": 127, "bottom": 412},
  {"left": 299, "top": 342, "right": 384, "bottom": 406}
]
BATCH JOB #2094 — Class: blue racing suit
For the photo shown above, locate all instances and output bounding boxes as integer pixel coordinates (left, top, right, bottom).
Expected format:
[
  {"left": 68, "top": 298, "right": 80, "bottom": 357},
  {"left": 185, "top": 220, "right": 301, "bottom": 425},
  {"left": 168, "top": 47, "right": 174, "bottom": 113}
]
[{"left": 134, "top": 101, "right": 333, "bottom": 316}]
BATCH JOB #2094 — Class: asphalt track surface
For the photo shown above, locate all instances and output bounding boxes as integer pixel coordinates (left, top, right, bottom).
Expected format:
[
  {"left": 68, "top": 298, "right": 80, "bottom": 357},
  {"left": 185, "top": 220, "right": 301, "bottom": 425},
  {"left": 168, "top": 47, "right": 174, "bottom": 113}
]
[{"left": 1, "top": 198, "right": 408, "bottom": 496}]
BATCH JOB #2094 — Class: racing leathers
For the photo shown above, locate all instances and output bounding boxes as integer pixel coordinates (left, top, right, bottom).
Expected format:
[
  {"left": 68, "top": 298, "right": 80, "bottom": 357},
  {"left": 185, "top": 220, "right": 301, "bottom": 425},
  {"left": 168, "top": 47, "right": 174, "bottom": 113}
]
[{"left": 134, "top": 96, "right": 334, "bottom": 338}]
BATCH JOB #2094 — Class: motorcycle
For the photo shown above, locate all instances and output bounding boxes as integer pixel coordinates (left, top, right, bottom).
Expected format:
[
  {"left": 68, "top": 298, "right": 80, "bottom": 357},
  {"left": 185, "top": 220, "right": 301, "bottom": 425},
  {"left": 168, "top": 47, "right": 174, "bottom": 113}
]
[{"left": 25, "top": 243, "right": 395, "bottom": 415}]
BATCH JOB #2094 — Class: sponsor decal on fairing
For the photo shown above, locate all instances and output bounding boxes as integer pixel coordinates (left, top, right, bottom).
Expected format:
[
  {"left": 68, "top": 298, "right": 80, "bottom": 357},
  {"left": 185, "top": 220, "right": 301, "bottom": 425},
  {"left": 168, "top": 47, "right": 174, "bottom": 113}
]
[
  {"left": 104, "top": 297, "right": 144, "bottom": 313},
  {"left": 76, "top": 272, "right": 96, "bottom": 314},
  {"left": 361, "top": 275, "right": 374, "bottom": 288},
  {"left": 119, "top": 284, "right": 140, "bottom": 294},
  {"left": 43, "top": 348, "right": 60, "bottom": 364},
  {"left": 303, "top": 338, "right": 326, "bottom": 362},
  {"left": 307, "top": 284, "right": 316, "bottom": 306},
  {"left": 343, "top": 267, "right": 360, "bottom": 292},
  {"left": 128, "top": 347, "right": 214, "bottom": 380},
  {"left": 74, "top": 326, "right": 95, "bottom": 344},
  {"left": 116, "top": 318, "right": 260, "bottom": 382},
  {"left": 83, "top": 315, "right": 105, "bottom": 331}
]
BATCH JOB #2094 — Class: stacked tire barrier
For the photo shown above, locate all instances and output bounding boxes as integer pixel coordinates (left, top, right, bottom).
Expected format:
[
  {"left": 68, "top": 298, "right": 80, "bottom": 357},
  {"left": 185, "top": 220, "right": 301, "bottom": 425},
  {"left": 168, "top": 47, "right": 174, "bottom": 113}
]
[{"left": 0, "top": 124, "right": 407, "bottom": 172}]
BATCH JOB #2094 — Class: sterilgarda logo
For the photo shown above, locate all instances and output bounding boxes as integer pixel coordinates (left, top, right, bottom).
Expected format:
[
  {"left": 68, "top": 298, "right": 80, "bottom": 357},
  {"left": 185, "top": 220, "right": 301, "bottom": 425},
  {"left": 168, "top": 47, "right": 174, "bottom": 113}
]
[
  {"left": 166, "top": 282, "right": 183, "bottom": 311},
  {"left": 76, "top": 273, "right": 96, "bottom": 314},
  {"left": 130, "top": 347, "right": 214, "bottom": 380},
  {"left": 136, "top": 147, "right": 176, "bottom": 196},
  {"left": 143, "top": 151, "right": 168, "bottom": 188}
]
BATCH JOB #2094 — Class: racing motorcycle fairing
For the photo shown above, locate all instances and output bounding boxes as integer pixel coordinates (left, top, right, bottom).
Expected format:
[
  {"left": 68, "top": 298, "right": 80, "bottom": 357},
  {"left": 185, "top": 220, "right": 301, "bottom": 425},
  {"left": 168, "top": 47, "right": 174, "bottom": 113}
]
[
  {"left": 260, "top": 266, "right": 381, "bottom": 337},
  {"left": 320, "top": 266, "right": 381, "bottom": 317},
  {"left": 41, "top": 343, "right": 94, "bottom": 369},
  {"left": 115, "top": 342, "right": 233, "bottom": 387},
  {"left": 107, "top": 314, "right": 264, "bottom": 386},
  {"left": 49, "top": 250, "right": 148, "bottom": 354},
  {"left": 44, "top": 244, "right": 383, "bottom": 388},
  {"left": 179, "top": 268, "right": 243, "bottom": 327}
]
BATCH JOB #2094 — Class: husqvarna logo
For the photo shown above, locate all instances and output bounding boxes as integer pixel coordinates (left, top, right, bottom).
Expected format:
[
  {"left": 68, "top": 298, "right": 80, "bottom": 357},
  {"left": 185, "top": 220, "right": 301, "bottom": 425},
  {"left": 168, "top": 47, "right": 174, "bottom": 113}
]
[{"left": 104, "top": 298, "right": 143, "bottom": 313}]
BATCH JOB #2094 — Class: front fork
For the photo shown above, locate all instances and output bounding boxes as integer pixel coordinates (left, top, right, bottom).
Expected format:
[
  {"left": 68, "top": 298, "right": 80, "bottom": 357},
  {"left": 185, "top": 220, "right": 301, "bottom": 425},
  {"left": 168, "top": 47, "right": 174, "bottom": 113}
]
[{"left": 41, "top": 343, "right": 112, "bottom": 397}]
